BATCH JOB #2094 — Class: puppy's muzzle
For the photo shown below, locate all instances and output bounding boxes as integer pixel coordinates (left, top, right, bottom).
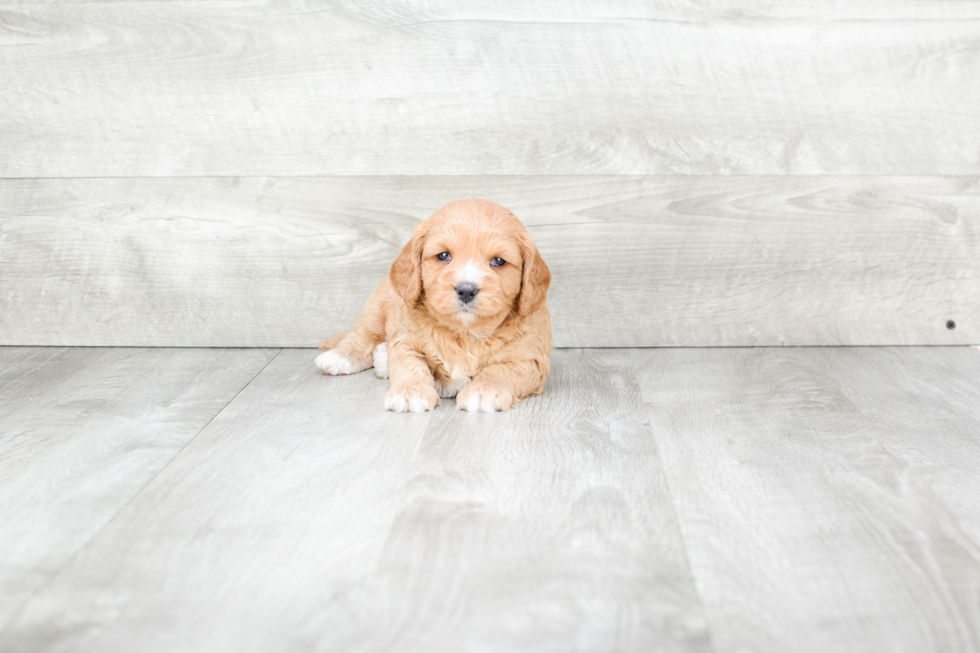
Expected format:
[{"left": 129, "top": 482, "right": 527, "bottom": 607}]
[{"left": 455, "top": 282, "right": 480, "bottom": 305}]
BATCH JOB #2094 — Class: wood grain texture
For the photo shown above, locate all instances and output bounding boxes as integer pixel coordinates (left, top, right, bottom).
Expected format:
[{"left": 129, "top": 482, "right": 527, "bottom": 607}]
[
  {"left": 0, "top": 349, "right": 711, "bottom": 653},
  {"left": 319, "top": 349, "right": 710, "bottom": 652},
  {"left": 806, "top": 346, "right": 980, "bottom": 604},
  {"left": 0, "top": 346, "right": 277, "bottom": 631},
  {"left": 1, "top": 1, "right": 979, "bottom": 176},
  {"left": 0, "top": 347, "right": 434, "bottom": 652},
  {"left": 1, "top": 176, "right": 977, "bottom": 347},
  {"left": 634, "top": 346, "right": 980, "bottom": 653}
]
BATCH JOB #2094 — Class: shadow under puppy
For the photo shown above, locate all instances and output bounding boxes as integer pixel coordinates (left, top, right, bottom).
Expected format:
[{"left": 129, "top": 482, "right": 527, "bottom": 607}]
[{"left": 316, "top": 199, "right": 552, "bottom": 413}]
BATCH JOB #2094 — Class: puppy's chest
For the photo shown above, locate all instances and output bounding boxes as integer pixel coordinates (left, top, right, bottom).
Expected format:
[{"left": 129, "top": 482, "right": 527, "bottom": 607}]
[{"left": 424, "top": 337, "right": 500, "bottom": 398}]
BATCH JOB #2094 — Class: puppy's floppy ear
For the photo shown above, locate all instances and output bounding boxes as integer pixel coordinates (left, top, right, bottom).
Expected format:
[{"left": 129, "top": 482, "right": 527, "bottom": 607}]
[
  {"left": 518, "top": 230, "right": 550, "bottom": 316},
  {"left": 389, "top": 222, "right": 427, "bottom": 304}
]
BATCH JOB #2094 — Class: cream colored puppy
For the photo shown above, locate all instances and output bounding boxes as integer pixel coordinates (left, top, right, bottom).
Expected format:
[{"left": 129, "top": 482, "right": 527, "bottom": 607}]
[{"left": 316, "top": 199, "right": 552, "bottom": 413}]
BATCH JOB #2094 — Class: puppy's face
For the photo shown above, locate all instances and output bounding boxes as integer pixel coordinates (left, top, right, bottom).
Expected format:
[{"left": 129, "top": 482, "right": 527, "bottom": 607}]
[
  {"left": 420, "top": 219, "right": 524, "bottom": 328},
  {"left": 390, "top": 199, "right": 550, "bottom": 330}
]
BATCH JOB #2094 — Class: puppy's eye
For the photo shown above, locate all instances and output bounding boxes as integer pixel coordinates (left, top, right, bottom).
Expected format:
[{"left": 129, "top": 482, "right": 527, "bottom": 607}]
[
  {"left": 437, "top": 252, "right": 451, "bottom": 262},
  {"left": 490, "top": 257, "right": 506, "bottom": 267}
]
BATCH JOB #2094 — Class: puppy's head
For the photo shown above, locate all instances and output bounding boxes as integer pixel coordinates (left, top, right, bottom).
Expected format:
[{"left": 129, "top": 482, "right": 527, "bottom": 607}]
[{"left": 389, "top": 199, "right": 550, "bottom": 329}]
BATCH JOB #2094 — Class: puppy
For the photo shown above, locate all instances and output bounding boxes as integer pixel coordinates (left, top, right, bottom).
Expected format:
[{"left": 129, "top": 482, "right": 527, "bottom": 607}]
[{"left": 315, "top": 199, "right": 552, "bottom": 413}]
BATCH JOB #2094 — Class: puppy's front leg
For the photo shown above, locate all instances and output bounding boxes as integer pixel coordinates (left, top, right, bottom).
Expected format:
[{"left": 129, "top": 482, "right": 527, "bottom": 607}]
[
  {"left": 457, "top": 359, "right": 548, "bottom": 413},
  {"left": 383, "top": 340, "right": 439, "bottom": 413}
]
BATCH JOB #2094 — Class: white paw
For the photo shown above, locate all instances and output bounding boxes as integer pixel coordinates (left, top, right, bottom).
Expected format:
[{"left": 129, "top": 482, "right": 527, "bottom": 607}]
[
  {"left": 373, "top": 342, "right": 389, "bottom": 379},
  {"left": 384, "top": 384, "right": 439, "bottom": 413},
  {"left": 315, "top": 350, "right": 359, "bottom": 375},
  {"left": 456, "top": 383, "right": 515, "bottom": 413}
]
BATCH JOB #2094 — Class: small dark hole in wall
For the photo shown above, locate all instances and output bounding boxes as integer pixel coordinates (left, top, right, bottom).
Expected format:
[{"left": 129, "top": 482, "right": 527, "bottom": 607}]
[{"left": 947, "top": 320, "right": 956, "bottom": 330}]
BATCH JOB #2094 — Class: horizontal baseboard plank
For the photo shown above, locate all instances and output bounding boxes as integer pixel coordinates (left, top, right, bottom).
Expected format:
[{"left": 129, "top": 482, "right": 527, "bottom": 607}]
[
  {"left": 1, "top": 175, "right": 976, "bottom": 347},
  {"left": 1, "top": 1, "right": 979, "bottom": 177}
]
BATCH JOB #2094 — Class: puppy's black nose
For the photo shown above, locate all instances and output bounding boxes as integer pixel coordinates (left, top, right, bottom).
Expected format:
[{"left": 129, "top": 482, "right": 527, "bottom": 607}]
[{"left": 455, "top": 282, "right": 480, "bottom": 304}]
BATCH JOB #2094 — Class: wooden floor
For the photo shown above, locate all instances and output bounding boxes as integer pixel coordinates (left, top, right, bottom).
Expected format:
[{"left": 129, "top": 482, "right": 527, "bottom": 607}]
[{"left": 1, "top": 346, "right": 979, "bottom": 652}]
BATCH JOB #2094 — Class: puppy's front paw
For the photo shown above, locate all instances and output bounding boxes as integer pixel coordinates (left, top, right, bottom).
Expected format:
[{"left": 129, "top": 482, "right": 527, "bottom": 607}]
[
  {"left": 456, "top": 383, "right": 516, "bottom": 413},
  {"left": 384, "top": 384, "right": 439, "bottom": 413},
  {"left": 315, "top": 350, "right": 361, "bottom": 375}
]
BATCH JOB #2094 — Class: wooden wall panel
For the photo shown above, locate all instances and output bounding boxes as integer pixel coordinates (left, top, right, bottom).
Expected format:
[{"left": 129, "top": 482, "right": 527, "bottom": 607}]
[
  {"left": 1, "top": 1, "right": 978, "bottom": 177},
  {"left": 1, "top": 176, "right": 976, "bottom": 347}
]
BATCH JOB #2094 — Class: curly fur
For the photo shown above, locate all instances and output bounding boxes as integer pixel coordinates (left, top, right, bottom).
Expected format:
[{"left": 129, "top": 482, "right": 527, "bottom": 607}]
[{"left": 315, "top": 199, "right": 552, "bottom": 413}]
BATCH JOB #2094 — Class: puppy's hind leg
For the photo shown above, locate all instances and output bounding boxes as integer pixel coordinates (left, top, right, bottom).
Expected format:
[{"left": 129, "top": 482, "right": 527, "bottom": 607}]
[
  {"left": 316, "top": 326, "right": 382, "bottom": 376},
  {"left": 315, "top": 345, "right": 369, "bottom": 375},
  {"left": 315, "top": 278, "right": 390, "bottom": 376},
  {"left": 318, "top": 333, "right": 346, "bottom": 350}
]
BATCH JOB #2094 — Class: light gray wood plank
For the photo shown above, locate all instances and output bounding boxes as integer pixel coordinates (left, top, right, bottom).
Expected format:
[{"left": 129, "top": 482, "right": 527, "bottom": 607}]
[
  {"left": 314, "top": 349, "right": 711, "bottom": 652},
  {"left": 0, "top": 346, "right": 278, "bottom": 631},
  {"left": 634, "top": 347, "right": 980, "bottom": 653},
  {"left": 3, "top": 0, "right": 976, "bottom": 13},
  {"left": 0, "top": 349, "right": 711, "bottom": 653},
  {"left": 805, "top": 347, "right": 980, "bottom": 577},
  {"left": 1, "top": 1, "right": 979, "bottom": 176},
  {"left": 1, "top": 176, "right": 977, "bottom": 347},
  {"left": 0, "top": 348, "right": 436, "bottom": 653}
]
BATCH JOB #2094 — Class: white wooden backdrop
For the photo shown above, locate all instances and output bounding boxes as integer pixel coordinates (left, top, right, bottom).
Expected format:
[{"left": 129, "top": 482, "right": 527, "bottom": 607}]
[{"left": 1, "top": 1, "right": 977, "bottom": 347}]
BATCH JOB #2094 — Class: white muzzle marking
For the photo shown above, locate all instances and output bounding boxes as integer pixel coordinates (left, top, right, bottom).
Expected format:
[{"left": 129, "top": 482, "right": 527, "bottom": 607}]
[{"left": 456, "top": 260, "right": 487, "bottom": 287}]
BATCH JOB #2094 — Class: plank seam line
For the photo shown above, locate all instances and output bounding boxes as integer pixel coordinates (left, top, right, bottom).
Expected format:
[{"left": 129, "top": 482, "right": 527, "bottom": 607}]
[
  {"left": 635, "top": 384, "right": 720, "bottom": 651},
  {"left": 629, "top": 382, "right": 718, "bottom": 653},
  {"left": 0, "top": 347, "right": 284, "bottom": 637},
  {"left": 3, "top": 174, "right": 978, "bottom": 181},
  {"left": 646, "top": 437, "right": 722, "bottom": 653}
]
